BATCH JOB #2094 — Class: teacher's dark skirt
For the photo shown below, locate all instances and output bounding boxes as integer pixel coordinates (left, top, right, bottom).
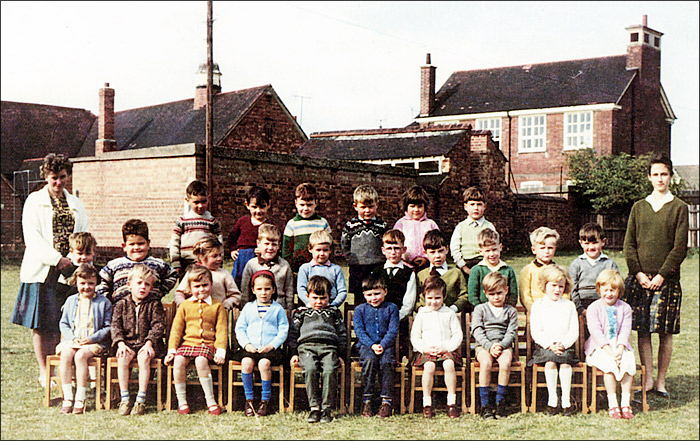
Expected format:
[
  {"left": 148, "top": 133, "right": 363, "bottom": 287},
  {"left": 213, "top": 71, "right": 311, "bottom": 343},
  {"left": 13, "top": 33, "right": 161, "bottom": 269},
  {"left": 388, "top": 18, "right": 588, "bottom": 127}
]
[
  {"left": 623, "top": 274, "right": 682, "bottom": 335},
  {"left": 11, "top": 279, "right": 61, "bottom": 333}
]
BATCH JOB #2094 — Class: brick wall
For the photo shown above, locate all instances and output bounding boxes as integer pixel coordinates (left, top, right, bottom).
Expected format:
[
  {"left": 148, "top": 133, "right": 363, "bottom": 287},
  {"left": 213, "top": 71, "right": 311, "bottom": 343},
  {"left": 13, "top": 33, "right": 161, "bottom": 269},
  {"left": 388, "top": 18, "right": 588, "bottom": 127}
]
[
  {"left": 218, "top": 92, "right": 306, "bottom": 154},
  {"left": 513, "top": 194, "right": 580, "bottom": 252},
  {"left": 1, "top": 176, "right": 22, "bottom": 246},
  {"left": 72, "top": 145, "right": 199, "bottom": 259}
]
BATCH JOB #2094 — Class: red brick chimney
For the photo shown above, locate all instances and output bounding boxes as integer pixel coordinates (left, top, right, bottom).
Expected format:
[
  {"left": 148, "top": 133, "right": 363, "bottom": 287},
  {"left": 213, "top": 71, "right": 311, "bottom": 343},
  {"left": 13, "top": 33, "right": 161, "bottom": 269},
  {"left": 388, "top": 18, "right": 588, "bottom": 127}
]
[
  {"left": 420, "top": 53, "right": 436, "bottom": 117},
  {"left": 95, "top": 82, "right": 116, "bottom": 155},
  {"left": 193, "top": 62, "right": 222, "bottom": 110},
  {"left": 625, "top": 14, "right": 662, "bottom": 87}
]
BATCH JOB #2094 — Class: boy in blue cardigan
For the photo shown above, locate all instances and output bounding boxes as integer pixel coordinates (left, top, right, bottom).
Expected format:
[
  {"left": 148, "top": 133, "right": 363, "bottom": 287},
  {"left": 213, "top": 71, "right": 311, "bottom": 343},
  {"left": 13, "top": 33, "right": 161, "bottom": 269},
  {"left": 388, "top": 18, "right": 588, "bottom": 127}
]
[{"left": 353, "top": 273, "right": 399, "bottom": 418}]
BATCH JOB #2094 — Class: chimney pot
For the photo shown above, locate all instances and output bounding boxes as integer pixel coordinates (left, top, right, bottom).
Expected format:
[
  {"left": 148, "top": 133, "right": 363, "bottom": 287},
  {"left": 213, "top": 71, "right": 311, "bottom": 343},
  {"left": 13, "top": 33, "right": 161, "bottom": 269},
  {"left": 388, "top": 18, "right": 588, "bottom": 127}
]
[
  {"left": 643, "top": 15, "right": 647, "bottom": 27},
  {"left": 420, "top": 54, "right": 436, "bottom": 117},
  {"left": 96, "top": 83, "right": 116, "bottom": 155},
  {"left": 104, "top": 82, "right": 110, "bottom": 87},
  {"left": 426, "top": 53, "right": 431, "bottom": 65}
]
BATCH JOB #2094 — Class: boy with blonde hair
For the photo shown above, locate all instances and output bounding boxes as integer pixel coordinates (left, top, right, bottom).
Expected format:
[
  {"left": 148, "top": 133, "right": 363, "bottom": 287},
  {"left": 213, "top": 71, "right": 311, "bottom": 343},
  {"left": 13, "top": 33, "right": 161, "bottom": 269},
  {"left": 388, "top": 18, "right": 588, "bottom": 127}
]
[
  {"left": 519, "top": 226, "right": 565, "bottom": 311},
  {"left": 282, "top": 183, "right": 332, "bottom": 274},
  {"left": 341, "top": 184, "right": 388, "bottom": 306},
  {"left": 297, "top": 230, "right": 347, "bottom": 308},
  {"left": 467, "top": 229, "right": 518, "bottom": 307}
]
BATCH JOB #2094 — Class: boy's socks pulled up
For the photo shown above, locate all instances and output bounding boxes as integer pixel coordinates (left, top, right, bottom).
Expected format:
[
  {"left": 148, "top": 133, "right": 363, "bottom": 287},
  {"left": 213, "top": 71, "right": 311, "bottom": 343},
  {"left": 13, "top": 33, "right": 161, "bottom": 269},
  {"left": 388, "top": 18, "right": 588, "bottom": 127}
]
[
  {"left": 242, "top": 372, "right": 255, "bottom": 400},
  {"left": 480, "top": 386, "right": 490, "bottom": 407},
  {"left": 261, "top": 379, "right": 272, "bottom": 402},
  {"left": 496, "top": 384, "right": 508, "bottom": 404}
]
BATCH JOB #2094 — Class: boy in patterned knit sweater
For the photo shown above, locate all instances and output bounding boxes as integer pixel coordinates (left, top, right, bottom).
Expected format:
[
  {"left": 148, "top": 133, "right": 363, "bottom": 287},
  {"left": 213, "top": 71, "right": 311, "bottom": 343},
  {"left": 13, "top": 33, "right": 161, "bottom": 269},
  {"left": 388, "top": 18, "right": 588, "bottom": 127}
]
[
  {"left": 417, "top": 229, "right": 471, "bottom": 314},
  {"left": 282, "top": 183, "right": 332, "bottom": 274},
  {"left": 370, "top": 229, "right": 416, "bottom": 359},
  {"left": 168, "top": 180, "right": 223, "bottom": 279},
  {"left": 341, "top": 185, "right": 388, "bottom": 307},
  {"left": 98, "top": 219, "right": 178, "bottom": 304},
  {"left": 289, "top": 275, "right": 347, "bottom": 424}
]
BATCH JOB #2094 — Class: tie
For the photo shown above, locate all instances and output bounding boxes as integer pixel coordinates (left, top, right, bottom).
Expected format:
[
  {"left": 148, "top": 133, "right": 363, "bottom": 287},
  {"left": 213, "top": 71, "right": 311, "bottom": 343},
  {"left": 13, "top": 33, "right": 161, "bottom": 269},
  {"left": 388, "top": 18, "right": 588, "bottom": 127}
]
[
  {"left": 430, "top": 266, "right": 440, "bottom": 277},
  {"left": 388, "top": 267, "right": 397, "bottom": 278}
]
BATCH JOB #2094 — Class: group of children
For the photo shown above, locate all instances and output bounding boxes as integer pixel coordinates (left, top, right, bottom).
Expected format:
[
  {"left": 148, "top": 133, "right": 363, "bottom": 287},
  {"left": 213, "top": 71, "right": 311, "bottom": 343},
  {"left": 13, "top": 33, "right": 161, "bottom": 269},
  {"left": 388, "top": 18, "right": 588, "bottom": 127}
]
[{"left": 52, "top": 178, "right": 639, "bottom": 422}]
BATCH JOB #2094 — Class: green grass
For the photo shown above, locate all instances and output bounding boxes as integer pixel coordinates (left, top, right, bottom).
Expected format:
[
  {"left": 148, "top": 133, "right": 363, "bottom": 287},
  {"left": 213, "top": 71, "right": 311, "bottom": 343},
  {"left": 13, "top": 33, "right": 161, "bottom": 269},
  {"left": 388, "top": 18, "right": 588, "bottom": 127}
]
[{"left": 2, "top": 251, "right": 698, "bottom": 439}]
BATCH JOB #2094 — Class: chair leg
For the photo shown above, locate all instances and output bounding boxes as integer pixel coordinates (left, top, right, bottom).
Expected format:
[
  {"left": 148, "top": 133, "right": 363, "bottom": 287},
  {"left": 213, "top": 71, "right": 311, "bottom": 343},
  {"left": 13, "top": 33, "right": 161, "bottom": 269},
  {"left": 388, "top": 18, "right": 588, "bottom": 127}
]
[
  {"left": 460, "top": 366, "right": 468, "bottom": 415},
  {"left": 166, "top": 365, "right": 173, "bottom": 411},
  {"left": 226, "top": 362, "right": 234, "bottom": 413},
  {"left": 278, "top": 367, "right": 285, "bottom": 414},
  {"left": 581, "top": 366, "right": 588, "bottom": 414},
  {"left": 105, "top": 360, "right": 114, "bottom": 410},
  {"left": 519, "top": 366, "right": 528, "bottom": 413},
  {"left": 94, "top": 358, "right": 103, "bottom": 410},
  {"left": 469, "top": 364, "right": 477, "bottom": 414},
  {"left": 288, "top": 368, "right": 296, "bottom": 413},
  {"left": 530, "top": 366, "right": 538, "bottom": 413},
  {"left": 349, "top": 365, "right": 356, "bottom": 414},
  {"left": 156, "top": 362, "right": 163, "bottom": 411},
  {"left": 339, "top": 361, "right": 346, "bottom": 414}
]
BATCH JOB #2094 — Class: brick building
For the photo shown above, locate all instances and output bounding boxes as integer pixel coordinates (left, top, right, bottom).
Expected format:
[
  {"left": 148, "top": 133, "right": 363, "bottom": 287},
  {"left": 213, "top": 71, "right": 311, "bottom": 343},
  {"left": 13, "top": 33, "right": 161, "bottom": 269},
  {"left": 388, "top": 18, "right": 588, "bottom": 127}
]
[{"left": 414, "top": 16, "right": 675, "bottom": 194}]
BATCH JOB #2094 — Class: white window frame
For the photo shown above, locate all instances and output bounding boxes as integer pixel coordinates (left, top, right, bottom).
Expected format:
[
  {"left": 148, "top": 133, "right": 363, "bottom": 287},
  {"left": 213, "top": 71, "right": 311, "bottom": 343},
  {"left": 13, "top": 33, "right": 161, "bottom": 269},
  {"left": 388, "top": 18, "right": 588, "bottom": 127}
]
[
  {"left": 563, "top": 111, "right": 593, "bottom": 150},
  {"left": 518, "top": 114, "right": 546, "bottom": 152},
  {"left": 476, "top": 118, "right": 501, "bottom": 142},
  {"left": 520, "top": 180, "right": 544, "bottom": 190}
]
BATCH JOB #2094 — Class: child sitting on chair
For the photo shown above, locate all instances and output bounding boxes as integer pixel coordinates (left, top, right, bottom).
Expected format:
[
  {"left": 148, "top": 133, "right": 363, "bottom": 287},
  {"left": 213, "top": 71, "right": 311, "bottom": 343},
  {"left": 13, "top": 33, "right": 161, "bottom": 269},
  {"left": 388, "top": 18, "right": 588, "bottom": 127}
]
[
  {"left": 410, "top": 275, "right": 463, "bottom": 419},
  {"left": 56, "top": 264, "right": 112, "bottom": 414},
  {"left": 111, "top": 264, "right": 166, "bottom": 416},
  {"left": 289, "top": 275, "right": 347, "bottom": 424},
  {"left": 584, "top": 269, "right": 637, "bottom": 419},
  {"left": 164, "top": 265, "right": 227, "bottom": 416},
  {"left": 470, "top": 272, "right": 518, "bottom": 419}
]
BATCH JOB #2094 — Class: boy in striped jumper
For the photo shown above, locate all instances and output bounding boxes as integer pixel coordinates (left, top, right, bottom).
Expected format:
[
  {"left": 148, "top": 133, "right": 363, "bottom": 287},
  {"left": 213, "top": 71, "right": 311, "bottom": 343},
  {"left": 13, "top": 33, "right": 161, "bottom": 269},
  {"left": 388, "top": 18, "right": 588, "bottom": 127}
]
[
  {"left": 98, "top": 219, "right": 178, "bottom": 304},
  {"left": 168, "top": 180, "right": 223, "bottom": 279},
  {"left": 282, "top": 183, "right": 332, "bottom": 274}
]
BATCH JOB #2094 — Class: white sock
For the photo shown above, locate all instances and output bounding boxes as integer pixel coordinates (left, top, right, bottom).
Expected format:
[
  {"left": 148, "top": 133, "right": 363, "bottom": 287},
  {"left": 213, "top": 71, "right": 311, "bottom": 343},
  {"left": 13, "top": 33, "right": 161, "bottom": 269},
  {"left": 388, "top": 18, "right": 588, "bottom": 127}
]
[
  {"left": 199, "top": 375, "right": 216, "bottom": 407},
  {"left": 620, "top": 392, "right": 631, "bottom": 408},
  {"left": 62, "top": 384, "right": 74, "bottom": 407},
  {"left": 544, "top": 368, "right": 559, "bottom": 407},
  {"left": 607, "top": 393, "right": 619, "bottom": 409},
  {"left": 423, "top": 395, "right": 432, "bottom": 407},
  {"left": 447, "top": 393, "right": 456, "bottom": 406},
  {"left": 559, "top": 365, "right": 572, "bottom": 408},
  {"left": 175, "top": 382, "right": 187, "bottom": 407},
  {"left": 74, "top": 386, "right": 87, "bottom": 407}
]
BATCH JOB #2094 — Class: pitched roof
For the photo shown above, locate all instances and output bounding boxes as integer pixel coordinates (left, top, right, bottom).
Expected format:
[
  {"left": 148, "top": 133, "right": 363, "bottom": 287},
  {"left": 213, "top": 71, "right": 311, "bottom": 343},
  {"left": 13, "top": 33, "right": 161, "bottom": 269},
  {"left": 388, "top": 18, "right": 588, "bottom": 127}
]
[
  {"left": 1, "top": 101, "right": 96, "bottom": 176},
  {"left": 77, "top": 84, "right": 279, "bottom": 157},
  {"left": 675, "top": 165, "right": 699, "bottom": 190},
  {"left": 296, "top": 127, "right": 469, "bottom": 161},
  {"left": 429, "top": 55, "right": 636, "bottom": 116}
]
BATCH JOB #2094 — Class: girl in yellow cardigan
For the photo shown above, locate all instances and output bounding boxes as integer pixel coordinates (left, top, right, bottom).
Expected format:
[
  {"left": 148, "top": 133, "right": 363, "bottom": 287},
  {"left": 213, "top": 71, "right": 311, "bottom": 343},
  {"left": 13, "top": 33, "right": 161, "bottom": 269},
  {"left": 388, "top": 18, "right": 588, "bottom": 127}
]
[{"left": 165, "top": 265, "right": 228, "bottom": 415}]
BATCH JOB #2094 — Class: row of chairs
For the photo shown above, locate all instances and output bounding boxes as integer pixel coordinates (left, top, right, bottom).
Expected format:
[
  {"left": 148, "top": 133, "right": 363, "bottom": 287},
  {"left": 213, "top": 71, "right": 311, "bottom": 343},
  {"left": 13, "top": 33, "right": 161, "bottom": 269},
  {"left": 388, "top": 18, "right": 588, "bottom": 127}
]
[{"left": 44, "top": 304, "right": 649, "bottom": 415}]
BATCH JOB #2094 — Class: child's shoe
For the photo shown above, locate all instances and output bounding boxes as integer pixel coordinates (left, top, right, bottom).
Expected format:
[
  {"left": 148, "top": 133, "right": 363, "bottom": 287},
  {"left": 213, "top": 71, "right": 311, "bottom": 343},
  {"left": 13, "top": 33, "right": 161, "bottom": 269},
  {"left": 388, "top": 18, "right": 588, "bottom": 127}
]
[
  {"left": 244, "top": 399, "right": 255, "bottom": 417},
  {"left": 361, "top": 401, "right": 373, "bottom": 417},
  {"left": 320, "top": 408, "right": 334, "bottom": 423},
  {"left": 422, "top": 405, "right": 434, "bottom": 418},
  {"left": 60, "top": 401, "right": 73, "bottom": 414},
  {"left": 130, "top": 402, "right": 146, "bottom": 416},
  {"left": 208, "top": 404, "right": 222, "bottom": 416},
  {"left": 307, "top": 409, "right": 321, "bottom": 423},
  {"left": 608, "top": 406, "right": 622, "bottom": 419},
  {"left": 257, "top": 400, "right": 269, "bottom": 416},
  {"left": 118, "top": 401, "right": 132, "bottom": 416},
  {"left": 177, "top": 404, "right": 190, "bottom": 415},
  {"left": 481, "top": 404, "right": 495, "bottom": 419},
  {"left": 620, "top": 406, "right": 634, "bottom": 419},
  {"left": 72, "top": 401, "right": 84, "bottom": 415},
  {"left": 378, "top": 402, "right": 392, "bottom": 418},
  {"left": 545, "top": 405, "right": 559, "bottom": 416},
  {"left": 561, "top": 405, "right": 576, "bottom": 417},
  {"left": 447, "top": 404, "right": 460, "bottom": 419},
  {"left": 495, "top": 400, "right": 509, "bottom": 418}
]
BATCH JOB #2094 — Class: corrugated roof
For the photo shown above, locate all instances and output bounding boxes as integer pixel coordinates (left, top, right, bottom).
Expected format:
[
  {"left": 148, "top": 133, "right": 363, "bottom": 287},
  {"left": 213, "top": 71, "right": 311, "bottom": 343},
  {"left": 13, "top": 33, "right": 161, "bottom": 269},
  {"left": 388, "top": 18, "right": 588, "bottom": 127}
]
[
  {"left": 296, "top": 128, "right": 468, "bottom": 161},
  {"left": 429, "top": 55, "right": 636, "bottom": 116}
]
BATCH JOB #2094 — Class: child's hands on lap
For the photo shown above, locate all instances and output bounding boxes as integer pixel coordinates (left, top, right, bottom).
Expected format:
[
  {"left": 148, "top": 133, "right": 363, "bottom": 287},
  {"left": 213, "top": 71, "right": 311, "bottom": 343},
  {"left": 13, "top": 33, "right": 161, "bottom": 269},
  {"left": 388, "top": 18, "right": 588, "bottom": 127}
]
[
  {"left": 244, "top": 344, "right": 257, "bottom": 353},
  {"left": 138, "top": 341, "right": 154, "bottom": 358},
  {"left": 214, "top": 353, "right": 225, "bottom": 364},
  {"left": 116, "top": 342, "right": 135, "bottom": 358},
  {"left": 372, "top": 344, "right": 384, "bottom": 355},
  {"left": 290, "top": 355, "right": 299, "bottom": 367},
  {"left": 489, "top": 344, "right": 502, "bottom": 358},
  {"left": 258, "top": 344, "right": 274, "bottom": 354},
  {"left": 164, "top": 353, "right": 175, "bottom": 365}
]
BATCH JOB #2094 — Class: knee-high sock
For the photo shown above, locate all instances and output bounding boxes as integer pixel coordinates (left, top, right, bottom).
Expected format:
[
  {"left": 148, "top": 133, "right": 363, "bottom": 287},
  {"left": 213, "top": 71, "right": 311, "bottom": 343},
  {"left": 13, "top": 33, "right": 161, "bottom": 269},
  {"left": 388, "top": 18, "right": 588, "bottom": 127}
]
[
  {"left": 199, "top": 375, "right": 216, "bottom": 407},
  {"left": 261, "top": 379, "right": 272, "bottom": 402},
  {"left": 544, "top": 367, "right": 559, "bottom": 407},
  {"left": 559, "top": 365, "right": 572, "bottom": 408},
  {"left": 175, "top": 382, "right": 187, "bottom": 407}
]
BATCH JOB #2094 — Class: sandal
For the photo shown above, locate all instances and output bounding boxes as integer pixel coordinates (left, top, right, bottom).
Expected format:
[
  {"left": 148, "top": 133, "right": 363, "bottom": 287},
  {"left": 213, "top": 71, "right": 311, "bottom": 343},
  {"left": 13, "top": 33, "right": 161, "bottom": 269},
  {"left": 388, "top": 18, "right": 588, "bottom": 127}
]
[
  {"left": 60, "top": 401, "right": 73, "bottom": 414},
  {"left": 72, "top": 401, "right": 85, "bottom": 415},
  {"left": 177, "top": 404, "right": 190, "bottom": 415},
  {"left": 608, "top": 406, "right": 622, "bottom": 419},
  {"left": 620, "top": 406, "right": 634, "bottom": 419}
]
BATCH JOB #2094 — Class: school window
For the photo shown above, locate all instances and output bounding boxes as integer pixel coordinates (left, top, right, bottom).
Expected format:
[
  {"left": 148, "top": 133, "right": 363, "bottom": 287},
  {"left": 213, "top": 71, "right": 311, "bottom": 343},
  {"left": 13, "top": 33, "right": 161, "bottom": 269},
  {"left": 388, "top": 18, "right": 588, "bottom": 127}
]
[
  {"left": 520, "top": 181, "right": 544, "bottom": 190},
  {"left": 475, "top": 118, "right": 501, "bottom": 142},
  {"left": 518, "top": 114, "right": 546, "bottom": 152},
  {"left": 563, "top": 111, "right": 592, "bottom": 150}
]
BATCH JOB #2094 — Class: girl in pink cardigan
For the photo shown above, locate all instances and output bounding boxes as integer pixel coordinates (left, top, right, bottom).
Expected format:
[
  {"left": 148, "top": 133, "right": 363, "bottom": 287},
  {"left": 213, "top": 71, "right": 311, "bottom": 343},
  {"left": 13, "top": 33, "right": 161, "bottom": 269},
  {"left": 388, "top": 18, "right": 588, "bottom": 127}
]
[{"left": 584, "top": 269, "right": 636, "bottom": 419}]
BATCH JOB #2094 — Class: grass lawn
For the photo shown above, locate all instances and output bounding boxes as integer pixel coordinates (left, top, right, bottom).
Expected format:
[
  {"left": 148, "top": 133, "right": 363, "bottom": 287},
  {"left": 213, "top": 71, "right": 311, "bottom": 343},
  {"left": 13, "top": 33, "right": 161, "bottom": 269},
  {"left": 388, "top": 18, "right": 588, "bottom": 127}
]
[{"left": 1, "top": 251, "right": 698, "bottom": 439}]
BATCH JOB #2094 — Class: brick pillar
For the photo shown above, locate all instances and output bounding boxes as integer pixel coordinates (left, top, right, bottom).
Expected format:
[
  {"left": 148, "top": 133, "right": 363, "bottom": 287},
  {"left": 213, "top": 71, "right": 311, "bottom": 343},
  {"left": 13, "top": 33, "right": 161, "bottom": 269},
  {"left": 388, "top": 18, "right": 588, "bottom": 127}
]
[
  {"left": 420, "top": 53, "right": 436, "bottom": 117},
  {"left": 95, "top": 83, "right": 116, "bottom": 155}
]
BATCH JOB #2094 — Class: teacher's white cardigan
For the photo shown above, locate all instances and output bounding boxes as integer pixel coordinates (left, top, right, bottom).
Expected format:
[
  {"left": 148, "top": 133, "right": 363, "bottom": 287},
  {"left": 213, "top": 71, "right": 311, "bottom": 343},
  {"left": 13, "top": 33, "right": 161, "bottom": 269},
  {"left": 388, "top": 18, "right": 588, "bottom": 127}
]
[{"left": 19, "top": 186, "right": 89, "bottom": 283}]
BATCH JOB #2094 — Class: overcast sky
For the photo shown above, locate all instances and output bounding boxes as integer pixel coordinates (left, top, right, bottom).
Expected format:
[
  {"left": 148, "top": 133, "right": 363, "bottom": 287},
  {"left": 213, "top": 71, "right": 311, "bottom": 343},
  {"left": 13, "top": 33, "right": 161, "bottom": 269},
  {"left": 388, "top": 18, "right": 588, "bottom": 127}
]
[{"left": 2, "top": 1, "right": 698, "bottom": 165}]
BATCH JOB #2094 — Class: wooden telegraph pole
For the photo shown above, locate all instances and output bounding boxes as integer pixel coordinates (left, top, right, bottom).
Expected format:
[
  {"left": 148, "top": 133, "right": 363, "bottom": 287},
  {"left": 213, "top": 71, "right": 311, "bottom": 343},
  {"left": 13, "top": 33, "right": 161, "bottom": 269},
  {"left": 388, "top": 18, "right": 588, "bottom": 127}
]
[{"left": 206, "top": 0, "right": 214, "bottom": 199}]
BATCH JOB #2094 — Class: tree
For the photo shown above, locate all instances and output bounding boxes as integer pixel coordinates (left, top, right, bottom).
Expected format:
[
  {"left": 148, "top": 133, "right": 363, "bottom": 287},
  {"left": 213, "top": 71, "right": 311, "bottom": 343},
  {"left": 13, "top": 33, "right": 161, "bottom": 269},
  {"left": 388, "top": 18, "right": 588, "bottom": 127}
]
[{"left": 566, "top": 149, "right": 685, "bottom": 211}]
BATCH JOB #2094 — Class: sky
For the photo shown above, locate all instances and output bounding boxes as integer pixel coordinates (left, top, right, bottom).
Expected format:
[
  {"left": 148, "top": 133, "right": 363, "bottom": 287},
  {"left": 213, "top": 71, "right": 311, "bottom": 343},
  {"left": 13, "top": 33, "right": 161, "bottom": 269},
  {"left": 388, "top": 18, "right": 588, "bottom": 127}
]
[{"left": 2, "top": 1, "right": 698, "bottom": 165}]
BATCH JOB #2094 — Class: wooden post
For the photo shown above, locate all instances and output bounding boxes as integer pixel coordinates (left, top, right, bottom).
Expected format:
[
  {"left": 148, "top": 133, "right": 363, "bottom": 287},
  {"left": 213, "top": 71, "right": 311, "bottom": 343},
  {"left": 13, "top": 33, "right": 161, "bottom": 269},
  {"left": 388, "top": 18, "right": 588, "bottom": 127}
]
[{"left": 206, "top": 0, "right": 214, "bottom": 203}]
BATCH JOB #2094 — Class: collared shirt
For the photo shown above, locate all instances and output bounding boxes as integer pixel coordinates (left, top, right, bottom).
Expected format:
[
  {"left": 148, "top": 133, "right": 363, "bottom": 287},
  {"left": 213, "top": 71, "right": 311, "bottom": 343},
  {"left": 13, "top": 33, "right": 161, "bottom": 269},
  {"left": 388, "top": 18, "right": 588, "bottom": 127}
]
[
  {"left": 584, "top": 252, "right": 609, "bottom": 267},
  {"left": 645, "top": 191, "right": 674, "bottom": 212},
  {"left": 476, "top": 258, "right": 507, "bottom": 272}
]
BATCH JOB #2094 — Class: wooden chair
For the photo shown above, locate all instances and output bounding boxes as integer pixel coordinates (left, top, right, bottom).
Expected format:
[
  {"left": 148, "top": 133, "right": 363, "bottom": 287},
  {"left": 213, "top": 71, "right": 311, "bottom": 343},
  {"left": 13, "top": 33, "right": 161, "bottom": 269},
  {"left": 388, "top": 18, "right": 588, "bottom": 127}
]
[
  {"left": 346, "top": 309, "right": 407, "bottom": 414},
  {"left": 527, "top": 312, "right": 589, "bottom": 414},
  {"left": 407, "top": 311, "right": 469, "bottom": 415},
  {"left": 43, "top": 353, "right": 104, "bottom": 410},
  {"left": 226, "top": 307, "right": 285, "bottom": 414},
  {"left": 104, "top": 302, "right": 176, "bottom": 411},
  {"left": 164, "top": 302, "right": 226, "bottom": 411},
  {"left": 288, "top": 357, "right": 346, "bottom": 414},
  {"left": 466, "top": 311, "right": 528, "bottom": 414}
]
